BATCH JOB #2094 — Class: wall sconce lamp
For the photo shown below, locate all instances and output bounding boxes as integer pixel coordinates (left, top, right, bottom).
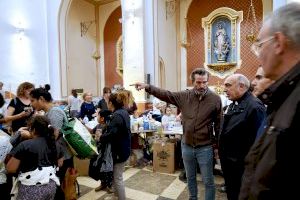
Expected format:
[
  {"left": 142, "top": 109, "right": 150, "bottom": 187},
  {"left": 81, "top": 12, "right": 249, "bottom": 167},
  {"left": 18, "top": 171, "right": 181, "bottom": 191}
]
[
  {"left": 16, "top": 23, "right": 25, "bottom": 40},
  {"left": 80, "top": 20, "right": 95, "bottom": 37},
  {"left": 126, "top": 0, "right": 136, "bottom": 24},
  {"left": 181, "top": 18, "right": 193, "bottom": 48},
  {"left": 245, "top": 0, "right": 258, "bottom": 43},
  {"left": 92, "top": 50, "right": 101, "bottom": 60},
  {"left": 128, "top": 11, "right": 135, "bottom": 24}
]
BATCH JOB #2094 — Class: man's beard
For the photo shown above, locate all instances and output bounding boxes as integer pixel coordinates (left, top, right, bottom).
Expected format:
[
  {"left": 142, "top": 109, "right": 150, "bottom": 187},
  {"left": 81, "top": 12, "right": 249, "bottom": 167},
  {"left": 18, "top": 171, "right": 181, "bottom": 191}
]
[{"left": 194, "top": 88, "right": 207, "bottom": 97}]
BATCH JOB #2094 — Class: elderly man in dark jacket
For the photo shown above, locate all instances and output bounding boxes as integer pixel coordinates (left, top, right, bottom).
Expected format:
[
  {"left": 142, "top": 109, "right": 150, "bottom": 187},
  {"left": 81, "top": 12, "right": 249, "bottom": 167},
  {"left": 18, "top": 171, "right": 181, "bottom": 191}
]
[
  {"left": 219, "top": 74, "right": 266, "bottom": 200},
  {"left": 239, "top": 3, "right": 300, "bottom": 200}
]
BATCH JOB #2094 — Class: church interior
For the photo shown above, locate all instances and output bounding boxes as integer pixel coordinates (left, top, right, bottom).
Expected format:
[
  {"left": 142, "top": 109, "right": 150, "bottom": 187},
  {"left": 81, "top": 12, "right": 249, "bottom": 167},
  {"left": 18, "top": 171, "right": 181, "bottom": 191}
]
[{"left": 0, "top": 0, "right": 298, "bottom": 200}]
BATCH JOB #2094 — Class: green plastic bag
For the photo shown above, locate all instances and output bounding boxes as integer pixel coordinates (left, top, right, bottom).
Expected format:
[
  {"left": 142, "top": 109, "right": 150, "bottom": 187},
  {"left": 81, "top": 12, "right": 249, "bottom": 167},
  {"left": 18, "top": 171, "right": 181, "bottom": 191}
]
[{"left": 61, "top": 118, "right": 98, "bottom": 159}]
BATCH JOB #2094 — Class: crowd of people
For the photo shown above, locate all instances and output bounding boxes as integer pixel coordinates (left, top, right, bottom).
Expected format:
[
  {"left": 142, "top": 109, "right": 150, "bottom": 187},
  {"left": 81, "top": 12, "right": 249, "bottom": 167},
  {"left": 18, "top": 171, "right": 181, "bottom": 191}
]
[
  {"left": 0, "top": 3, "right": 299, "bottom": 200},
  {"left": 131, "top": 3, "right": 300, "bottom": 200},
  {"left": 0, "top": 85, "right": 134, "bottom": 200}
]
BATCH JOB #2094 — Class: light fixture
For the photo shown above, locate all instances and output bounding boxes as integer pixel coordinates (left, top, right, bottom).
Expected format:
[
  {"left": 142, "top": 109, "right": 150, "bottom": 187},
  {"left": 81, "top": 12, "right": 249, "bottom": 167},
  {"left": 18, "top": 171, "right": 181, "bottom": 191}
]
[
  {"left": 16, "top": 22, "right": 25, "bottom": 40},
  {"left": 181, "top": 18, "right": 193, "bottom": 48},
  {"left": 92, "top": 50, "right": 101, "bottom": 60},
  {"left": 246, "top": 0, "right": 258, "bottom": 43}
]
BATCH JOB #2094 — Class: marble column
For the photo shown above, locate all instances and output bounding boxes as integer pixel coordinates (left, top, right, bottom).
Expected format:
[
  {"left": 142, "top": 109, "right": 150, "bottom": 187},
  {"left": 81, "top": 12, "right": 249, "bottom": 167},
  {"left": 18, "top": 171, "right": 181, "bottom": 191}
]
[{"left": 121, "top": 0, "right": 146, "bottom": 106}]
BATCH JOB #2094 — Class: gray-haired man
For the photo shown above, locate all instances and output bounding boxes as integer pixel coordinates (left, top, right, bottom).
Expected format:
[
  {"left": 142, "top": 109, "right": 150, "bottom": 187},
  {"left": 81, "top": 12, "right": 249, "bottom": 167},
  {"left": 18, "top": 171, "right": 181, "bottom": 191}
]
[
  {"left": 240, "top": 3, "right": 300, "bottom": 199},
  {"left": 219, "top": 74, "right": 266, "bottom": 200}
]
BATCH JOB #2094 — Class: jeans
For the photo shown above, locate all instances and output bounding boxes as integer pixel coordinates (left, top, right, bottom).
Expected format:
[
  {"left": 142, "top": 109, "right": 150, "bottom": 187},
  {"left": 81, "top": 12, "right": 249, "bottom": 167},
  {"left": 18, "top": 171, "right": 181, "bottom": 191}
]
[
  {"left": 113, "top": 161, "right": 126, "bottom": 200},
  {"left": 182, "top": 142, "right": 215, "bottom": 200}
]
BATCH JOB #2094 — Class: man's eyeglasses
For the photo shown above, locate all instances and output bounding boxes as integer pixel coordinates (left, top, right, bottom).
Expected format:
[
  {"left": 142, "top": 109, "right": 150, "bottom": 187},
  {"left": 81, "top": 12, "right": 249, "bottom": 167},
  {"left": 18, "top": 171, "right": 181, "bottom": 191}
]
[{"left": 251, "top": 36, "right": 275, "bottom": 57}]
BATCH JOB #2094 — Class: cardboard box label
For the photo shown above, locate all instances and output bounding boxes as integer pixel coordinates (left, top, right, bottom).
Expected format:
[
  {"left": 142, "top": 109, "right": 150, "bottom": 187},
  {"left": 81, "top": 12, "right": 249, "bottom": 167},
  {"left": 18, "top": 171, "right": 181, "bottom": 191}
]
[{"left": 153, "top": 142, "right": 175, "bottom": 173}]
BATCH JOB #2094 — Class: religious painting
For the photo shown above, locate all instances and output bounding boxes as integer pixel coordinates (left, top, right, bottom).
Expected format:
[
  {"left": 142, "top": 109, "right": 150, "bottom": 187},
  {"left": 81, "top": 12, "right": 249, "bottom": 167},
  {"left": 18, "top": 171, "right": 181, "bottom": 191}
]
[
  {"left": 202, "top": 7, "right": 243, "bottom": 78},
  {"left": 212, "top": 18, "right": 231, "bottom": 63}
]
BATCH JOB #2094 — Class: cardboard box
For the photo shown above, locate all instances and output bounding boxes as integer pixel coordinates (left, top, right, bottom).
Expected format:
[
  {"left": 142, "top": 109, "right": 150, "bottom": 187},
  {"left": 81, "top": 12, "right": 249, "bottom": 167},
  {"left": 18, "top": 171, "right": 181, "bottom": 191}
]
[
  {"left": 74, "top": 157, "right": 90, "bottom": 176},
  {"left": 153, "top": 142, "right": 175, "bottom": 174}
]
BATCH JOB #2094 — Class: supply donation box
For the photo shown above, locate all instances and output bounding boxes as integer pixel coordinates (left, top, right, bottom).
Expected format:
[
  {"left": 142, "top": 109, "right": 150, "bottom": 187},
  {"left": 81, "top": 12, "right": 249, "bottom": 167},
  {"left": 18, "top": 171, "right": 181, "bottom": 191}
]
[
  {"left": 74, "top": 157, "right": 90, "bottom": 176},
  {"left": 153, "top": 142, "right": 175, "bottom": 174}
]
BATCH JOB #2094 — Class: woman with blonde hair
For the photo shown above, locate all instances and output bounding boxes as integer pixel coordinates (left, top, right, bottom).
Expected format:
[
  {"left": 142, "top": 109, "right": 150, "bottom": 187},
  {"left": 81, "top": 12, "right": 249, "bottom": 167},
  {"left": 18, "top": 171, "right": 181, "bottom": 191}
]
[
  {"left": 118, "top": 89, "right": 137, "bottom": 115},
  {"left": 80, "top": 92, "right": 96, "bottom": 121}
]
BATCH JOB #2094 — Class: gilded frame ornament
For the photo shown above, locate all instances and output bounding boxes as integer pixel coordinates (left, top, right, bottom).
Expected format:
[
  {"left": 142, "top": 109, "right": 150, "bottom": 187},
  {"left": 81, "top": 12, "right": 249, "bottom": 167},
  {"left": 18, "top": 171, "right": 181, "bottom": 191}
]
[
  {"left": 202, "top": 7, "right": 243, "bottom": 78},
  {"left": 116, "top": 36, "right": 123, "bottom": 77}
]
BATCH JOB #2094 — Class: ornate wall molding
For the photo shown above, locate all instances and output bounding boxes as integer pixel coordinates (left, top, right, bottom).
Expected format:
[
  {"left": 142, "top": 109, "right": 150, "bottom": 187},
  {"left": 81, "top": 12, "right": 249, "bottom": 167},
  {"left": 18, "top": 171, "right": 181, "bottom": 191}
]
[
  {"left": 116, "top": 35, "right": 123, "bottom": 77},
  {"left": 202, "top": 7, "right": 243, "bottom": 78}
]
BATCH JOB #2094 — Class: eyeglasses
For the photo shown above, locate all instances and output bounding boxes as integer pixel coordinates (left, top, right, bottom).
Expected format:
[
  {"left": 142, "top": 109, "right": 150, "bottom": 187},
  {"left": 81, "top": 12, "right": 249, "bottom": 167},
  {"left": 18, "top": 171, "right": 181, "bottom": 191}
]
[{"left": 251, "top": 36, "right": 275, "bottom": 57}]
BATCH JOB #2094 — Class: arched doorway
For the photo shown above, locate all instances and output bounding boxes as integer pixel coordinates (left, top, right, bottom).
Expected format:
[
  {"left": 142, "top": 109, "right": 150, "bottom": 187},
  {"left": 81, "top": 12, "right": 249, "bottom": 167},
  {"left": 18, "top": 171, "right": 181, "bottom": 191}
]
[{"left": 58, "top": 0, "right": 121, "bottom": 97}]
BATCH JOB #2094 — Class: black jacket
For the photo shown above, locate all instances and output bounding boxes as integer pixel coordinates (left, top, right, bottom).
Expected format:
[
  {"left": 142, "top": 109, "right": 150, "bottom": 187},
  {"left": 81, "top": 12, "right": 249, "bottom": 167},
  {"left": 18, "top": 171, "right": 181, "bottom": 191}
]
[
  {"left": 239, "top": 62, "right": 300, "bottom": 200},
  {"left": 219, "top": 91, "right": 266, "bottom": 162},
  {"left": 100, "top": 108, "right": 131, "bottom": 163}
]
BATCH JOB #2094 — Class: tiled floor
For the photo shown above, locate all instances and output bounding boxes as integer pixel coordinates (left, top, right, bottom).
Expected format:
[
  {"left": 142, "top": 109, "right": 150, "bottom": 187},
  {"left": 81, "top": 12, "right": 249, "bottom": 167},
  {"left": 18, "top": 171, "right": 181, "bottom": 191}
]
[{"left": 77, "top": 166, "right": 227, "bottom": 200}]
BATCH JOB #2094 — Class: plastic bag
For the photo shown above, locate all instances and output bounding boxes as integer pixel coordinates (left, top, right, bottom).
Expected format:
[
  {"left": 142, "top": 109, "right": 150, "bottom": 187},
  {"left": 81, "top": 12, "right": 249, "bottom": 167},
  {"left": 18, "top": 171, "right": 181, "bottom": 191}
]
[{"left": 61, "top": 118, "right": 98, "bottom": 159}]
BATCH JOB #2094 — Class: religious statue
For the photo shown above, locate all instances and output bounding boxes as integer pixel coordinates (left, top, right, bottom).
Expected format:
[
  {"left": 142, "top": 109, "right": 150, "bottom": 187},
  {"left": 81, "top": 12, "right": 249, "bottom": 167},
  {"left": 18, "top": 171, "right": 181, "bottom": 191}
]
[{"left": 213, "top": 21, "right": 231, "bottom": 62}]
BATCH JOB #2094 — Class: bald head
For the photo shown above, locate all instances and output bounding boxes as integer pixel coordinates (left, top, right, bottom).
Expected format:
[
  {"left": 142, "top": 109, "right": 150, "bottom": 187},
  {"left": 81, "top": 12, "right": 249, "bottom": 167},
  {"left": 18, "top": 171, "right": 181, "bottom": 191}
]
[{"left": 224, "top": 74, "right": 250, "bottom": 101}]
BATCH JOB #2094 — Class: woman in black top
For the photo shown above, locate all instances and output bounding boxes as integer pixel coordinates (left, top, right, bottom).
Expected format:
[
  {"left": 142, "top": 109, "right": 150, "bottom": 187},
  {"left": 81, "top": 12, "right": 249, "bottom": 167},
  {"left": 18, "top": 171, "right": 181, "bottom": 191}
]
[
  {"left": 97, "top": 87, "right": 111, "bottom": 111},
  {"left": 6, "top": 115, "right": 63, "bottom": 200},
  {"left": 6, "top": 82, "right": 34, "bottom": 133},
  {"left": 100, "top": 92, "right": 131, "bottom": 200}
]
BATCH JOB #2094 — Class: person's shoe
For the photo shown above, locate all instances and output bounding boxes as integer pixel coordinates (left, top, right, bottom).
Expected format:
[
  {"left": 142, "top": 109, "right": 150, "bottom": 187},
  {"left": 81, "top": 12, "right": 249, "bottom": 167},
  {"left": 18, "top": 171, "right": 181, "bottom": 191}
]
[
  {"left": 179, "top": 171, "right": 187, "bottom": 183},
  {"left": 106, "top": 186, "right": 114, "bottom": 194},
  {"left": 95, "top": 184, "right": 107, "bottom": 192},
  {"left": 218, "top": 183, "right": 226, "bottom": 193}
]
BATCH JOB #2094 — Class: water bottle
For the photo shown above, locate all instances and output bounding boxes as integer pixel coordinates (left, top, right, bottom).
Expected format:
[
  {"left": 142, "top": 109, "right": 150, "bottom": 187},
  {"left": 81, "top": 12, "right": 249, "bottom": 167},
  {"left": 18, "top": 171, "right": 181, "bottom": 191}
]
[
  {"left": 83, "top": 115, "right": 89, "bottom": 124},
  {"left": 143, "top": 115, "right": 149, "bottom": 130}
]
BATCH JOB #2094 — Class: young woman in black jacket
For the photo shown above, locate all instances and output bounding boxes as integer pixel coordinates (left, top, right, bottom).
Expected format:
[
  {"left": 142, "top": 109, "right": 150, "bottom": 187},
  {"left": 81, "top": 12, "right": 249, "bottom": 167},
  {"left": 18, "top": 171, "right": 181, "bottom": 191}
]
[{"left": 100, "top": 92, "right": 131, "bottom": 200}]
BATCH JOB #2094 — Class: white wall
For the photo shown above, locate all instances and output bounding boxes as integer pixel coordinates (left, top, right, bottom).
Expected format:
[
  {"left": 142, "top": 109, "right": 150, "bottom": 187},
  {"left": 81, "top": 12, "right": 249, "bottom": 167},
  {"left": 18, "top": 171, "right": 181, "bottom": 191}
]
[
  {"left": 0, "top": 0, "right": 49, "bottom": 95},
  {"left": 46, "top": 0, "right": 62, "bottom": 100},
  {"left": 67, "top": 0, "right": 97, "bottom": 95},
  {"left": 287, "top": 0, "right": 300, "bottom": 3},
  {"left": 156, "top": 0, "right": 177, "bottom": 90},
  {"left": 273, "top": 0, "right": 287, "bottom": 9}
]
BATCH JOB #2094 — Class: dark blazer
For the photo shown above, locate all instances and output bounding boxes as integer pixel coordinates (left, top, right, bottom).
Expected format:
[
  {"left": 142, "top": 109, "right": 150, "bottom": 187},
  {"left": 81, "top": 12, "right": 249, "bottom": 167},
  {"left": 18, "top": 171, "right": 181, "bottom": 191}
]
[
  {"left": 239, "top": 62, "right": 300, "bottom": 200},
  {"left": 100, "top": 108, "right": 131, "bottom": 163},
  {"left": 219, "top": 91, "right": 266, "bottom": 162},
  {"left": 219, "top": 91, "right": 266, "bottom": 200}
]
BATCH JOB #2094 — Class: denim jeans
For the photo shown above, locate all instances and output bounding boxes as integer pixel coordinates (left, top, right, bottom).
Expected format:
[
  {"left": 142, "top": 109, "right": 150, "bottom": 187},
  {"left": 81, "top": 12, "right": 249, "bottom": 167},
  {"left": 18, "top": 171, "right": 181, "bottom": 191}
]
[
  {"left": 182, "top": 142, "right": 215, "bottom": 200},
  {"left": 113, "top": 161, "right": 126, "bottom": 200}
]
